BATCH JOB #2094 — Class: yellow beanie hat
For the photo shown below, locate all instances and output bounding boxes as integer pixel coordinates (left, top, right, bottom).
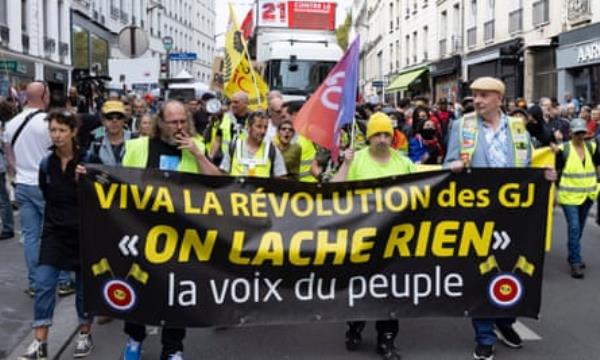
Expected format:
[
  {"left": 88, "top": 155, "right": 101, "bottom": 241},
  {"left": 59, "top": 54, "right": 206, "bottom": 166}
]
[{"left": 366, "top": 112, "right": 394, "bottom": 139}]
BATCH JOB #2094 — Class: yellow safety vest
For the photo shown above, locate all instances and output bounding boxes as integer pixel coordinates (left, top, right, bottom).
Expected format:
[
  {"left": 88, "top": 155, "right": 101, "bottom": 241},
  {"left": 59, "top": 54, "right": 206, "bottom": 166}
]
[
  {"left": 459, "top": 114, "right": 529, "bottom": 167},
  {"left": 558, "top": 141, "right": 598, "bottom": 205},
  {"left": 297, "top": 135, "right": 317, "bottom": 182},
  {"left": 230, "top": 139, "right": 273, "bottom": 178},
  {"left": 122, "top": 136, "right": 204, "bottom": 173}
]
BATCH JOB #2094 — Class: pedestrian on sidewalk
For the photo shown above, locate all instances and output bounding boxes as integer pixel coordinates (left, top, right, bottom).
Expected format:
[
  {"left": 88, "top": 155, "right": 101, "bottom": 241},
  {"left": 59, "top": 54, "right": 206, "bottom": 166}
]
[
  {"left": 3, "top": 81, "right": 74, "bottom": 298},
  {"left": 552, "top": 118, "right": 600, "bottom": 279},
  {"left": 19, "top": 110, "right": 94, "bottom": 360}
]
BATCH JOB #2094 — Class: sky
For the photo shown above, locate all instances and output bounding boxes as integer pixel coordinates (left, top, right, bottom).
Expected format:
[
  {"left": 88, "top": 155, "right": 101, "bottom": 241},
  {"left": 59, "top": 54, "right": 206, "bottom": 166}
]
[{"left": 214, "top": 0, "right": 352, "bottom": 48}]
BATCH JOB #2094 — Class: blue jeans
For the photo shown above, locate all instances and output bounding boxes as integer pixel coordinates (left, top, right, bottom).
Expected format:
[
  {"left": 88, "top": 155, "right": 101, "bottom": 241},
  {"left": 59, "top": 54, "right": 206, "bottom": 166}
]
[
  {"left": 472, "top": 318, "right": 516, "bottom": 345},
  {"left": 0, "top": 173, "right": 14, "bottom": 233},
  {"left": 561, "top": 199, "right": 593, "bottom": 265},
  {"left": 15, "top": 184, "right": 71, "bottom": 289},
  {"left": 32, "top": 265, "right": 90, "bottom": 327}
]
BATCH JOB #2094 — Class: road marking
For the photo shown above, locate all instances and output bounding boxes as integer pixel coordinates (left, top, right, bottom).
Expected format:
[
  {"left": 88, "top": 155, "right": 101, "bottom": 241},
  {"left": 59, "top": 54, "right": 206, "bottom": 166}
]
[{"left": 495, "top": 320, "right": 542, "bottom": 341}]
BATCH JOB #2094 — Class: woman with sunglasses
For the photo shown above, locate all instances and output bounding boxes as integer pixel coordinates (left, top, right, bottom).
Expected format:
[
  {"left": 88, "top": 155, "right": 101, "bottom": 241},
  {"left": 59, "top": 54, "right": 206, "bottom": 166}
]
[{"left": 19, "top": 111, "right": 94, "bottom": 360}]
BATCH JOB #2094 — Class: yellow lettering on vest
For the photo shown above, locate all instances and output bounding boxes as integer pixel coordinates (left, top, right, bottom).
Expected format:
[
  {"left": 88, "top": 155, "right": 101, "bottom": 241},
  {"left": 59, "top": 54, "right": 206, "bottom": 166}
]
[
  {"left": 178, "top": 229, "right": 217, "bottom": 262},
  {"left": 145, "top": 225, "right": 178, "bottom": 264}
]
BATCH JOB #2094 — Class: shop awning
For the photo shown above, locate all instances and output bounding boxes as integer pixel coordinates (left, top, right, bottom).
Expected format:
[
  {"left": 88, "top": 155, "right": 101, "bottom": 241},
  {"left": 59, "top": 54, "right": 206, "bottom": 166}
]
[{"left": 385, "top": 67, "right": 427, "bottom": 92}]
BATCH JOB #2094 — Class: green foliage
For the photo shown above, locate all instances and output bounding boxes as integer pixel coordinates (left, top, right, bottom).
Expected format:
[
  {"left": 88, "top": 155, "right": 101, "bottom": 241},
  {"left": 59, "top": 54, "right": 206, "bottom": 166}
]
[{"left": 335, "top": 12, "right": 352, "bottom": 50}]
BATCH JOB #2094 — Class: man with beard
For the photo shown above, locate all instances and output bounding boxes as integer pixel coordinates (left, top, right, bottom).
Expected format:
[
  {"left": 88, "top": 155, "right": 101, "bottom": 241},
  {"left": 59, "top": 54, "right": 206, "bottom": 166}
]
[
  {"left": 332, "top": 112, "right": 415, "bottom": 360},
  {"left": 120, "top": 100, "right": 213, "bottom": 360},
  {"left": 208, "top": 91, "right": 251, "bottom": 161}
]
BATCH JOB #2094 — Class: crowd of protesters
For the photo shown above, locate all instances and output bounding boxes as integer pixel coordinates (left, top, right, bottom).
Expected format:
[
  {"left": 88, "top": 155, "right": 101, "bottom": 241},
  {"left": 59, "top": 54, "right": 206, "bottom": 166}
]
[{"left": 0, "top": 77, "right": 598, "bottom": 360}]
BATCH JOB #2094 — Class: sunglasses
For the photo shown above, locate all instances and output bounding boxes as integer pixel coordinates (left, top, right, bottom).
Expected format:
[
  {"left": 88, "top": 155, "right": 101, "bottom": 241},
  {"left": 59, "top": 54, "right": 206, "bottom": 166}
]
[
  {"left": 105, "top": 114, "right": 125, "bottom": 121},
  {"left": 279, "top": 126, "right": 294, "bottom": 132}
]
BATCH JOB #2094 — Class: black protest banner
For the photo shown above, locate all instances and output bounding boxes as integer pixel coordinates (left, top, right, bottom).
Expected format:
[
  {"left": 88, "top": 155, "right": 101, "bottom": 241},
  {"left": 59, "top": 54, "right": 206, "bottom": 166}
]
[{"left": 80, "top": 166, "right": 552, "bottom": 328}]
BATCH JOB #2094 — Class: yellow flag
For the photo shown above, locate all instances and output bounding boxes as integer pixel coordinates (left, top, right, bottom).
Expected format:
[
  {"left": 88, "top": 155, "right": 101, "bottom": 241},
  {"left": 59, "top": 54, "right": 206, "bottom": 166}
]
[
  {"left": 91, "top": 258, "right": 111, "bottom": 276},
  {"left": 479, "top": 255, "right": 498, "bottom": 275},
  {"left": 515, "top": 255, "right": 535, "bottom": 276},
  {"left": 223, "top": 3, "right": 268, "bottom": 110},
  {"left": 224, "top": 56, "right": 269, "bottom": 111},
  {"left": 532, "top": 147, "right": 555, "bottom": 168},
  {"left": 128, "top": 263, "right": 149, "bottom": 285}
]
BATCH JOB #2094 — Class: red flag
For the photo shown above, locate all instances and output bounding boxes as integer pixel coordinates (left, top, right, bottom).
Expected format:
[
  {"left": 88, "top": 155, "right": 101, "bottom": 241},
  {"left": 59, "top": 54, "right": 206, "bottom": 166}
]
[{"left": 241, "top": 9, "right": 254, "bottom": 41}]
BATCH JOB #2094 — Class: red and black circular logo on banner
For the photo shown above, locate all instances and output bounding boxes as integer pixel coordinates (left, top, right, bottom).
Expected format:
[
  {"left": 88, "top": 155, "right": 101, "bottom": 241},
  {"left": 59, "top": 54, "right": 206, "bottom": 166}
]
[
  {"left": 488, "top": 273, "right": 523, "bottom": 308},
  {"left": 103, "top": 279, "right": 137, "bottom": 312}
]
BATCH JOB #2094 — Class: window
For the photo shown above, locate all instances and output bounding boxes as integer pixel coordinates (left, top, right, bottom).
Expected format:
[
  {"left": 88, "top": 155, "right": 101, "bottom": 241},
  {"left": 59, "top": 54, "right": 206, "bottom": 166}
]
[
  {"left": 509, "top": 0, "right": 523, "bottom": 33},
  {"left": 42, "top": 0, "right": 48, "bottom": 39},
  {"left": 390, "top": 43, "right": 394, "bottom": 71},
  {"left": 0, "top": 0, "right": 7, "bottom": 25},
  {"left": 58, "top": 0, "right": 63, "bottom": 43},
  {"left": 21, "top": 0, "right": 27, "bottom": 33},
  {"left": 533, "top": 0, "right": 549, "bottom": 26},
  {"left": 423, "top": 26, "right": 428, "bottom": 60},
  {"left": 396, "top": 40, "right": 400, "bottom": 69},
  {"left": 405, "top": 35, "right": 410, "bottom": 65},
  {"left": 390, "top": 2, "right": 394, "bottom": 32}
]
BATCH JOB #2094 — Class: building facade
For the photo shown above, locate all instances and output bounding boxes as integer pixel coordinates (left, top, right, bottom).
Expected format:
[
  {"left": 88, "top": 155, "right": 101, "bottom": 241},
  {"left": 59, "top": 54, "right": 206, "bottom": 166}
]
[
  {"left": 0, "top": 0, "right": 72, "bottom": 102},
  {"left": 70, "top": 0, "right": 216, "bottom": 87},
  {"left": 354, "top": 0, "right": 600, "bottom": 104}
]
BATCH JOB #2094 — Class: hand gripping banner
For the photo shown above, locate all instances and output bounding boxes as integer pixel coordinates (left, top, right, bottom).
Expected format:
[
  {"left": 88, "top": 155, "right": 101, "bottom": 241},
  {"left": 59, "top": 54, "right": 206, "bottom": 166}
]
[{"left": 80, "top": 166, "right": 552, "bottom": 327}]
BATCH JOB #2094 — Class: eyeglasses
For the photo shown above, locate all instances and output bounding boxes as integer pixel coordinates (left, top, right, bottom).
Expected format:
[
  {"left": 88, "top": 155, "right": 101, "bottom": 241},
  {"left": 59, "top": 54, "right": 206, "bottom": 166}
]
[{"left": 279, "top": 127, "right": 294, "bottom": 133}]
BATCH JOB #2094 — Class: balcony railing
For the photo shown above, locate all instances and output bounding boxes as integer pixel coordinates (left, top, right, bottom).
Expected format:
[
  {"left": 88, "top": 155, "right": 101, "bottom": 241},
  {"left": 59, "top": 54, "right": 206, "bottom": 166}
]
[
  {"left": 439, "top": 38, "right": 447, "bottom": 57},
  {"left": 467, "top": 27, "right": 476, "bottom": 48},
  {"left": 484, "top": 20, "right": 495, "bottom": 43},
  {"left": 509, "top": 8, "right": 523, "bottom": 33}
]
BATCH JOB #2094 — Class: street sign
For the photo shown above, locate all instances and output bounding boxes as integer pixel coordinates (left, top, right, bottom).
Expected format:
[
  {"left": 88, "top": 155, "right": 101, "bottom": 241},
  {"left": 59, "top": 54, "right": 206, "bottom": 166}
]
[
  {"left": 169, "top": 52, "right": 198, "bottom": 61},
  {"left": 372, "top": 80, "right": 384, "bottom": 88},
  {"left": 0, "top": 60, "right": 17, "bottom": 72},
  {"left": 162, "top": 36, "right": 173, "bottom": 52},
  {"left": 118, "top": 26, "right": 149, "bottom": 58}
]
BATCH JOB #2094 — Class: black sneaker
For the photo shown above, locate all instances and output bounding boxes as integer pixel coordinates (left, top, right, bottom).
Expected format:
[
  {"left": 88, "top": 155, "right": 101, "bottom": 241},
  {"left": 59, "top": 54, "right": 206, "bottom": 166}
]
[
  {"left": 345, "top": 322, "right": 364, "bottom": 351},
  {"left": 0, "top": 231, "right": 14, "bottom": 240},
  {"left": 496, "top": 324, "right": 522, "bottom": 348},
  {"left": 473, "top": 344, "right": 494, "bottom": 360},
  {"left": 58, "top": 282, "right": 75, "bottom": 297},
  {"left": 376, "top": 332, "right": 401, "bottom": 360},
  {"left": 18, "top": 339, "right": 48, "bottom": 360},
  {"left": 570, "top": 264, "right": 584, "bottom": 279}
]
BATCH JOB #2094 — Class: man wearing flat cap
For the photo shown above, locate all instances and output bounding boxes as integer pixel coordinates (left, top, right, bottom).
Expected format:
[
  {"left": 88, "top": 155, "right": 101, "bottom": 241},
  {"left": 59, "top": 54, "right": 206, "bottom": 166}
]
[{"left": 444, "top": 77, "right": 556, "bottom": 360}]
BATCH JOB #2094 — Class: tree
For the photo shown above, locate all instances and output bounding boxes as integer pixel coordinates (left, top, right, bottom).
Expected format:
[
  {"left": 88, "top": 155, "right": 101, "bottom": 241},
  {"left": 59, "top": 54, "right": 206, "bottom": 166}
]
[{"left": 336, "top": 12, "right": 352, "bottom": 50}]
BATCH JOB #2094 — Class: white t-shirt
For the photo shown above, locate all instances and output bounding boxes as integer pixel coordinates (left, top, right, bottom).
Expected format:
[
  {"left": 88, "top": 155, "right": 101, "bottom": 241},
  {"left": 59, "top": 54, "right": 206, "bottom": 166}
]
[{"left": 4, "top": 108, "right": 52, "bottom": 185}]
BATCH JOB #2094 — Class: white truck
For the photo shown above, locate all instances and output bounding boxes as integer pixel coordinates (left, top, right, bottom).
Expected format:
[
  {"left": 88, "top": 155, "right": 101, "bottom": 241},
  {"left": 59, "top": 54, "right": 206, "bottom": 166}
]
[
  {"left": 251, "top": 0, "right": 343, "bottom": 101},
  {"left": 108, "top": 57, "right": 160, "bottom": 95}
]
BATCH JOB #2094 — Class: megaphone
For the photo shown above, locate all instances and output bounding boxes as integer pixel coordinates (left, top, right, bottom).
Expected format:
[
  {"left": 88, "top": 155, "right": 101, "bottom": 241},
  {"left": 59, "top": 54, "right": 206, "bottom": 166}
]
[{"left": 206, "top": 98, "right": 222, "bottom": 114}]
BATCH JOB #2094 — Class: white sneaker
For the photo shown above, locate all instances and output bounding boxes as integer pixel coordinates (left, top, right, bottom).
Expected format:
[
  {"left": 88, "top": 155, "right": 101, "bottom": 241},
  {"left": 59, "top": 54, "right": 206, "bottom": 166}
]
[
  {"left": 166, "top": 351, "right": 184, "bottom": 360},
  {"left": 73, "top": 332, "right": 94, "bottom": 358},
  {"left": 18, "top": 339, "right": 48, "bottom": 360}
]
